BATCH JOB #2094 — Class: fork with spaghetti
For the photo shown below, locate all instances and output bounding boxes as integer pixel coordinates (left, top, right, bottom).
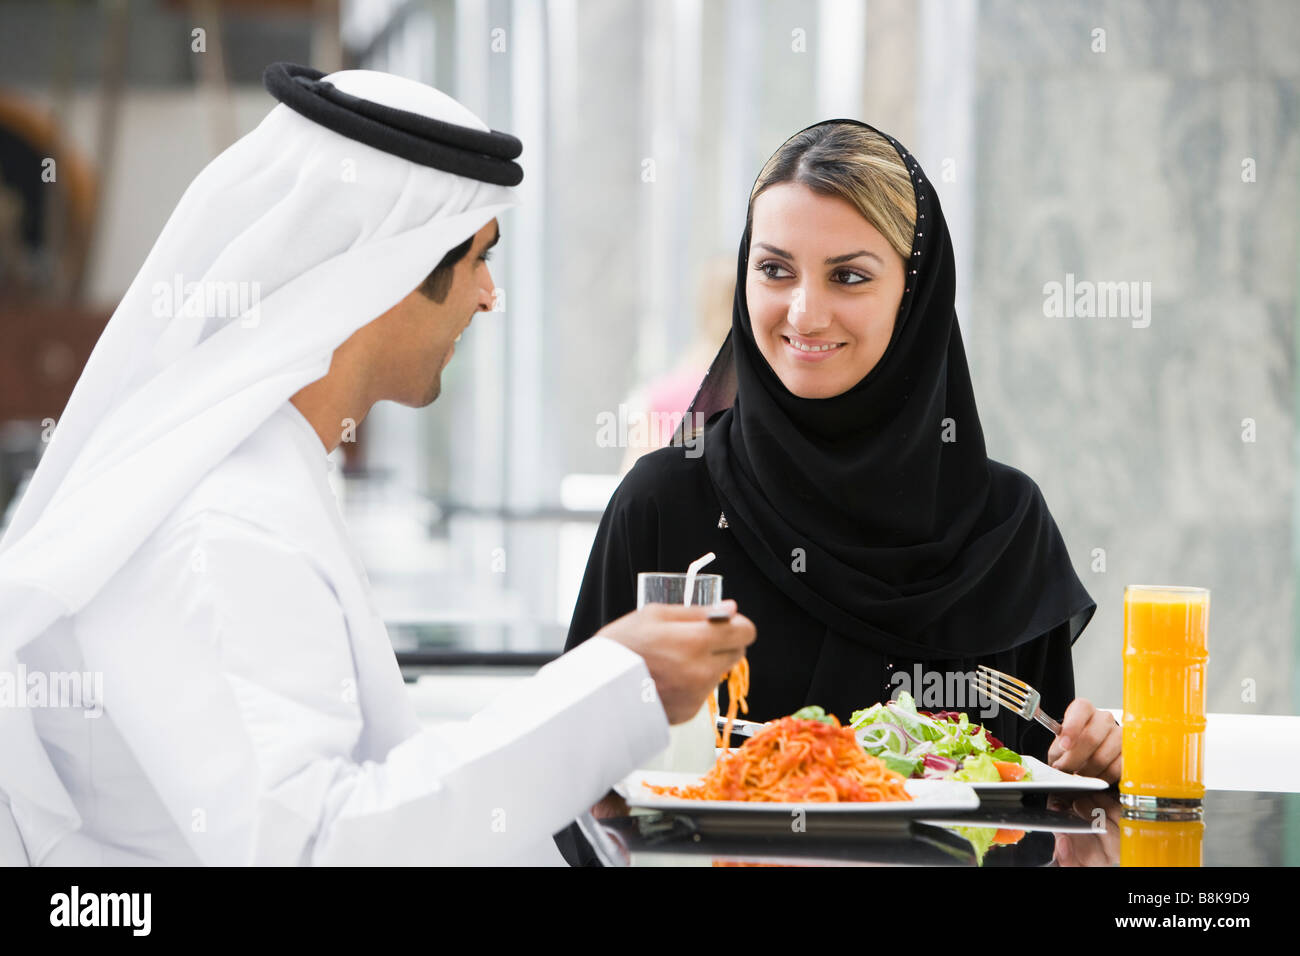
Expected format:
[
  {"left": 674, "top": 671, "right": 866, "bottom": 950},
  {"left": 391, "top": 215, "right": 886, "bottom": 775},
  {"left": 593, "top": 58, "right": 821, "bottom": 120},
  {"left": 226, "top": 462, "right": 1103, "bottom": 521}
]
[{"left": 708, "top": 656, "right": 750, "bottom": 747}]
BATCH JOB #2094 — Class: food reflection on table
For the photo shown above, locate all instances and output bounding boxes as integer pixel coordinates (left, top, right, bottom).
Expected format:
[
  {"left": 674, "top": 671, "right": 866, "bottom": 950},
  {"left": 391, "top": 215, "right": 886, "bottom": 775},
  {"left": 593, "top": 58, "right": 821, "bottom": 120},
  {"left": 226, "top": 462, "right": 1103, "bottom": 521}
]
[{"left": 593, "top": 784, "right": 1234, "bottom": 867}]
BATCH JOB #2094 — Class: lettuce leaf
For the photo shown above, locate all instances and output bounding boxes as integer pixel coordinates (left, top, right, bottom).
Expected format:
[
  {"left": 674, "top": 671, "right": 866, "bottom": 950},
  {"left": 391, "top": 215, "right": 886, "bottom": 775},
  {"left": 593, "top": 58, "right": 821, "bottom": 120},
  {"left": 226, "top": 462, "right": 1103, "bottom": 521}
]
[
  {"left": 953, "top": 753, "right": 1001, "bottom": 783},
  {"left": 879, "top": 753, "right": 921, "bottom": 778},
  {"left": 791, "top": 705, "right": 836, "bottom": 724}
]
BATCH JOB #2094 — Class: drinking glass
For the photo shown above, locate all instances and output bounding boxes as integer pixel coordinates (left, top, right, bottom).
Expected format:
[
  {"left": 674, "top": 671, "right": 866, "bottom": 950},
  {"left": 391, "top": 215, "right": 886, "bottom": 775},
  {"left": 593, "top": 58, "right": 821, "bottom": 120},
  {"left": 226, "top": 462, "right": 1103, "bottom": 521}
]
[
  {"left": 637, "top": 572, "right": 723, "bottom": 774},
  {"left": 1120, "top": 585, "right": 1210, "bottom": 820}
]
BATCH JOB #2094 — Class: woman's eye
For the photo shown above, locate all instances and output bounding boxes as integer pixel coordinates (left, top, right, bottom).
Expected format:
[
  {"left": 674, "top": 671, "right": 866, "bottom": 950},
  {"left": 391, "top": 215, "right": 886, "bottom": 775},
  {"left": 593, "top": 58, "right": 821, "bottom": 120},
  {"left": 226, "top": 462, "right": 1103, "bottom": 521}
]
[
  {"left": 834, "top": 269, "right": 868, "bottom": 285},
  {"left": 479, "top": 250, "right": 494, "bottom": 263},
  {"left": 757, "top": 261, "right": 791, "bottom": 280}
]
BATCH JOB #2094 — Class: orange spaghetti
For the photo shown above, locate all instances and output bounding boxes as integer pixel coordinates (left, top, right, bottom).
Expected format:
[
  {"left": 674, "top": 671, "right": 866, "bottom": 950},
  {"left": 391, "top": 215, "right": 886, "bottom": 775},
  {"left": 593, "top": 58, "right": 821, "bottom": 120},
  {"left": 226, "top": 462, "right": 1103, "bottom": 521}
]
[
  {"left": 647, "top": 714, "right": 913, "bottom": 803},
  {"left": 707, "top": 656, "right": 750, "bottom": 747}
]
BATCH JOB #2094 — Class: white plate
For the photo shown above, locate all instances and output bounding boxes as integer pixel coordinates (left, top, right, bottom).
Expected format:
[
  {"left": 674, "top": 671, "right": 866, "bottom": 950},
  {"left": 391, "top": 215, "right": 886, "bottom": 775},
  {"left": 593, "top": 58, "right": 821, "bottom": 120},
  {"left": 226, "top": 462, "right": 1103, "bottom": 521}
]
[
  {"left": 617, "top": 771, "right": 980, "bottom": 815},
  {"left": 961, "top": 755, "right": 1109, "bottom": 795}
]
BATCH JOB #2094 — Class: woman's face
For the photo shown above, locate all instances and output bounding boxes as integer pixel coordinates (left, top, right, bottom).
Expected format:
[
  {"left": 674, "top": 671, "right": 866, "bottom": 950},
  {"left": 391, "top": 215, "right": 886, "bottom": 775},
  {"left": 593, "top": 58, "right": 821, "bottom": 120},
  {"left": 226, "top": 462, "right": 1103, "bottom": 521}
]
[{"left": 746, "top": 182, "right": 907, "bottom": 399}]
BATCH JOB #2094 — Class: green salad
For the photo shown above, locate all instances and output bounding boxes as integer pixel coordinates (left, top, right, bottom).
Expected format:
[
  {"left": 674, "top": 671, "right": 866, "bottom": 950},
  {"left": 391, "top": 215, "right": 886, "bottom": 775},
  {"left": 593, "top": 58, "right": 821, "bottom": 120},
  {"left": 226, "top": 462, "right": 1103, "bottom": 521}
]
[{"left": 845, "top": 692, "right": 1033, "bottom": 783}]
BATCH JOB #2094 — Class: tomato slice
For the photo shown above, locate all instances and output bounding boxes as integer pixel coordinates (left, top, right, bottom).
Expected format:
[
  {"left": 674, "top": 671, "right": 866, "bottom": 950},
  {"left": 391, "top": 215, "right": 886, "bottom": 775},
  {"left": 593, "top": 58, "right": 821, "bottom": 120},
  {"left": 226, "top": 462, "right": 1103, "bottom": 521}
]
[
  {"left": 993, "top": 759, "right": 1027, "bottom": 782},
  {"left": 992, "top": 828, "right": 1026, "bottom": 844}
]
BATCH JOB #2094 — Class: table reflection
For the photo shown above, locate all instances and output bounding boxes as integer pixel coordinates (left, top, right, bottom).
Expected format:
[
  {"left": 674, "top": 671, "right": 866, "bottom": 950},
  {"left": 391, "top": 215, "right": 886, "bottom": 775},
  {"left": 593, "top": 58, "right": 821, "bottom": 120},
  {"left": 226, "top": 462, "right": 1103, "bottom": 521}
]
[
  {"left": 587, "top": 789, "right": 1297, "bottom": 867},
  {"left": 1047, "top": 791, "right": 1123, "bottom": 867}
]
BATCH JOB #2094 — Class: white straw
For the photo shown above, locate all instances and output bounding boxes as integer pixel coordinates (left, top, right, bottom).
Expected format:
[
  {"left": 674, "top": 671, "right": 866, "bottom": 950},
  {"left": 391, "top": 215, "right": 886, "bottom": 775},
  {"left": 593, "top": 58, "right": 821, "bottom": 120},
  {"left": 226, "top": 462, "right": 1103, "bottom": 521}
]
[{"left": 683, "top": 551, "right": 717, "bottom": 606}]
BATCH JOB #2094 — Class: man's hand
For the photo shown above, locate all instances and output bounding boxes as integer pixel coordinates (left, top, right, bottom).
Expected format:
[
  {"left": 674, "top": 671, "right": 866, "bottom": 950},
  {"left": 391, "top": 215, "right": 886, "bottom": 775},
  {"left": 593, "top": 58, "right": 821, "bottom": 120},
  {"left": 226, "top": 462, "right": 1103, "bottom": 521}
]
[
  {"left": 596, "top": 600, "right": 756, "bottom": 725},
  {"left": 1047, "top": 697, "right": 1122, "bottom": 784}
]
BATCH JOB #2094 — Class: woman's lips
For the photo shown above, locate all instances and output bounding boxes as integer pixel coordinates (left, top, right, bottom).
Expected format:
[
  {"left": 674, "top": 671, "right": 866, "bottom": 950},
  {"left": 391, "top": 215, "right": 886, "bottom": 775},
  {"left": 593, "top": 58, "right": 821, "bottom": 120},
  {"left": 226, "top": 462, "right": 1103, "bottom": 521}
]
[{"left": 782, "top": 334, "right": 847, "bottom": 363}]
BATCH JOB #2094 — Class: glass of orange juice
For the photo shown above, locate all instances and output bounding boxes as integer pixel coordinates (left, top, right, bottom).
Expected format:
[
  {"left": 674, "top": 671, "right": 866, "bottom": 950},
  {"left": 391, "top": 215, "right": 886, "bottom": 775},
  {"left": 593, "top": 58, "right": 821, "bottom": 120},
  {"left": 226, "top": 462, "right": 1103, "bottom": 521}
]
[{"left": 1120, "top": 585, "right": 1209, "bottom": 819}]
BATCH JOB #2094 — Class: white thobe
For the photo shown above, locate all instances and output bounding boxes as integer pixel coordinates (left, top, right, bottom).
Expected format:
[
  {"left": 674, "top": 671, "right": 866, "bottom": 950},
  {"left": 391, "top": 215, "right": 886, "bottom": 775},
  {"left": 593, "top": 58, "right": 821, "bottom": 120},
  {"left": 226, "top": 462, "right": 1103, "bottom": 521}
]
[{"left": 8, "top": 402, "right": 667, "bottom": 865}]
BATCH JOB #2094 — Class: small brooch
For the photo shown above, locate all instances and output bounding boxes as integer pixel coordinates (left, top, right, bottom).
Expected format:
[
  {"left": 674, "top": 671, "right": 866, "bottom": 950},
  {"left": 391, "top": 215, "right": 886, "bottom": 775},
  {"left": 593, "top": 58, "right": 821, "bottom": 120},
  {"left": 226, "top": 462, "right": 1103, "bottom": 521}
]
[{"left": 717, "top": 511, "right": 729, "bottom": 529}]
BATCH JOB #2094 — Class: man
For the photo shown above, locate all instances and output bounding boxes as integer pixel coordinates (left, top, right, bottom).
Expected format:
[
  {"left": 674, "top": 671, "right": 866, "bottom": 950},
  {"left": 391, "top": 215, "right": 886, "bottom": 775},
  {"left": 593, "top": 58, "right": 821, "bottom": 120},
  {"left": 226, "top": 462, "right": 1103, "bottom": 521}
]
[{"left": 0, "top": 64, "right": 754, "bottom": 865}]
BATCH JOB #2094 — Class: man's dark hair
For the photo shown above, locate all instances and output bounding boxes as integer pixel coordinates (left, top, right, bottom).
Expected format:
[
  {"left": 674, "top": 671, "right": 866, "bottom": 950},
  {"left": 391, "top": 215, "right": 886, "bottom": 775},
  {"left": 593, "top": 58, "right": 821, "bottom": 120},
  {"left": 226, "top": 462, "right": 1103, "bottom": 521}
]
[{"left": 418, "top": 234, "right": 474, "bottom": 303}]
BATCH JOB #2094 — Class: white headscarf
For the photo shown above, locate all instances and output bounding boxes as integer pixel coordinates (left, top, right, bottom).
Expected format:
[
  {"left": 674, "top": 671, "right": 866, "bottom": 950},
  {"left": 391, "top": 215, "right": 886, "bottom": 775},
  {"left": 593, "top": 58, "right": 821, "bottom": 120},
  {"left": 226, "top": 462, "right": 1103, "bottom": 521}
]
[{"left": 0, "top": 69, "right": 518, "bottom": 856}]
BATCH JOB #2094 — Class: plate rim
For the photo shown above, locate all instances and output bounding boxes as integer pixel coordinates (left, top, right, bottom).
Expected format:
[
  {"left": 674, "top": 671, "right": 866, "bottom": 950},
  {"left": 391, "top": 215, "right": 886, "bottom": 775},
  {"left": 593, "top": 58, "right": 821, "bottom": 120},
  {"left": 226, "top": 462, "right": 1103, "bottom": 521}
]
[
  {"left": 964, "top": 755, "right": 1110, "bottom": 792},
  {"left": 618, "top": 770, "right": 981, "bottom": 813}
]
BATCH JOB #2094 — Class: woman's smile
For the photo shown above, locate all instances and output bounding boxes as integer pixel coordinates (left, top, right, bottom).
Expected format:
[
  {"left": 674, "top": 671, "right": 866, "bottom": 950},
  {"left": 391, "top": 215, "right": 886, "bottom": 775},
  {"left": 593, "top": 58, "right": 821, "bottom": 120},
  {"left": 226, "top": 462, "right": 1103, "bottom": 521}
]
[{"left": 781, "top": 332, "right": 848, "bottom": 362}]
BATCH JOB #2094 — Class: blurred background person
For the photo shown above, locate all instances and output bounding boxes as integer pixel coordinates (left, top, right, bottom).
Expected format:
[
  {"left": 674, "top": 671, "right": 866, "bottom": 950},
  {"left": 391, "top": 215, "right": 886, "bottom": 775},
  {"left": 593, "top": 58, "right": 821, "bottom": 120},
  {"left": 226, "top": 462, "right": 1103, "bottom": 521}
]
[{"left": 618, "top": 255, "right": 734, "bottom": 474}]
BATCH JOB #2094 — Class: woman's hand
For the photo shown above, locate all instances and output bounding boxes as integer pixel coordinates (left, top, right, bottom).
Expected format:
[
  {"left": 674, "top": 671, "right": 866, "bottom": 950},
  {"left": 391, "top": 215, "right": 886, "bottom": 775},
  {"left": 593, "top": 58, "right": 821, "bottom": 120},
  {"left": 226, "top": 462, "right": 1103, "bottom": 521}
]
[{"left": 1046, "top": 697, "right": 1122, "bottom": 784}]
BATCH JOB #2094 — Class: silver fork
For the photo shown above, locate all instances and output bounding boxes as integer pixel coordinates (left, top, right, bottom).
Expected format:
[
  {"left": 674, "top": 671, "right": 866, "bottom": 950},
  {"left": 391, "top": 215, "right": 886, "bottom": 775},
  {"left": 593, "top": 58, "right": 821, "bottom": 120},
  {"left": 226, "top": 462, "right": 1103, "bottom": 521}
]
[
  {"left": 715, "top": 716, "right": 768, "bottom": 738},
  {"left": 970, "top": 665, "right": 1063, "bottom": 736}
]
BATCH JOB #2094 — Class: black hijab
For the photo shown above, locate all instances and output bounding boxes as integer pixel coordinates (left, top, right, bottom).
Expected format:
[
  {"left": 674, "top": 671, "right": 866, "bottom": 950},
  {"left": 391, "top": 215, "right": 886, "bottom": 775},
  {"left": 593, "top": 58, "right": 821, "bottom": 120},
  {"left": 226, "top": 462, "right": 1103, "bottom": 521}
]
[{"left": 678, "top": 119, "right": 1095, "bottom": 660}]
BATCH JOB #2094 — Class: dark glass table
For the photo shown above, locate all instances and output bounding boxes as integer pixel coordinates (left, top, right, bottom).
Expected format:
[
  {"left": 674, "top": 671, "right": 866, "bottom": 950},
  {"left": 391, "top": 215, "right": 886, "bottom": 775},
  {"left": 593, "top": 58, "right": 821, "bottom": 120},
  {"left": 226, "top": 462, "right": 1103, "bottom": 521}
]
[{"left": 579, "top": 788, "right": 1300, "bottom": 867}]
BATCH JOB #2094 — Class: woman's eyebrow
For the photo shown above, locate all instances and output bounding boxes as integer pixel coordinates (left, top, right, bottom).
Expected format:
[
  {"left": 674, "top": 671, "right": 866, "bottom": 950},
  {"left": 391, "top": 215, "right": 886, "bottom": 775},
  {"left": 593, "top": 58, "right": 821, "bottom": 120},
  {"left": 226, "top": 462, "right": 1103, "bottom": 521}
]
[
  {"left": 755, "top": 242, "right": 881, "bottom": 266},
  {"left": 826, "top": 249, "right": 882, "bottom": 266}
]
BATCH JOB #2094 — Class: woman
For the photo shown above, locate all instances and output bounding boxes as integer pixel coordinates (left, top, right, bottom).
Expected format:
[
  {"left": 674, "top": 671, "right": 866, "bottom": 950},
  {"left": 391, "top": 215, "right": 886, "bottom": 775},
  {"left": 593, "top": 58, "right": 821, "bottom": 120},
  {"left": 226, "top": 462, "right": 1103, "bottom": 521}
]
[{"left": 566, "top": 120, "right": 1117, "bottom": 786}]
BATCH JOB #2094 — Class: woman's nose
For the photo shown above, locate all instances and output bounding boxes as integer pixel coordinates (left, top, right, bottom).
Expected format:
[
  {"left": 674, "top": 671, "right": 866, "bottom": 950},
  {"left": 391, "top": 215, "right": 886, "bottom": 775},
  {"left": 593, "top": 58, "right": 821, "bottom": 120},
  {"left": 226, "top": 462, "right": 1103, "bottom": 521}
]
[{"left": 787, "top": 285, "right": 831, "bottom": 333}]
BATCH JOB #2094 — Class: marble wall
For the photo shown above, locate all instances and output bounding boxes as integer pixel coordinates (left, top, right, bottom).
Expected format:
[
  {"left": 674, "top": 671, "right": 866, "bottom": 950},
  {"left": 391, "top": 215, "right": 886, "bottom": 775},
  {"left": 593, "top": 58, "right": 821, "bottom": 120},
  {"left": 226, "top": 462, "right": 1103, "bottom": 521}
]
[{"left": 966, "top": 0, "right": 1299, "bottom": 713}]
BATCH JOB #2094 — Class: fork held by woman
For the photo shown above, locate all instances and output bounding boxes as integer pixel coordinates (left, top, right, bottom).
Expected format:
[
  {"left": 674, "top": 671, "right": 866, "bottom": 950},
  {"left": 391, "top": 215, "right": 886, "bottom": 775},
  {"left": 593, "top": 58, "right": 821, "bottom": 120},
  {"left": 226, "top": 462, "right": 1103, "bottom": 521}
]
[{"left": 973, "top": 665, "right": 1122, "bottom": 784}]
